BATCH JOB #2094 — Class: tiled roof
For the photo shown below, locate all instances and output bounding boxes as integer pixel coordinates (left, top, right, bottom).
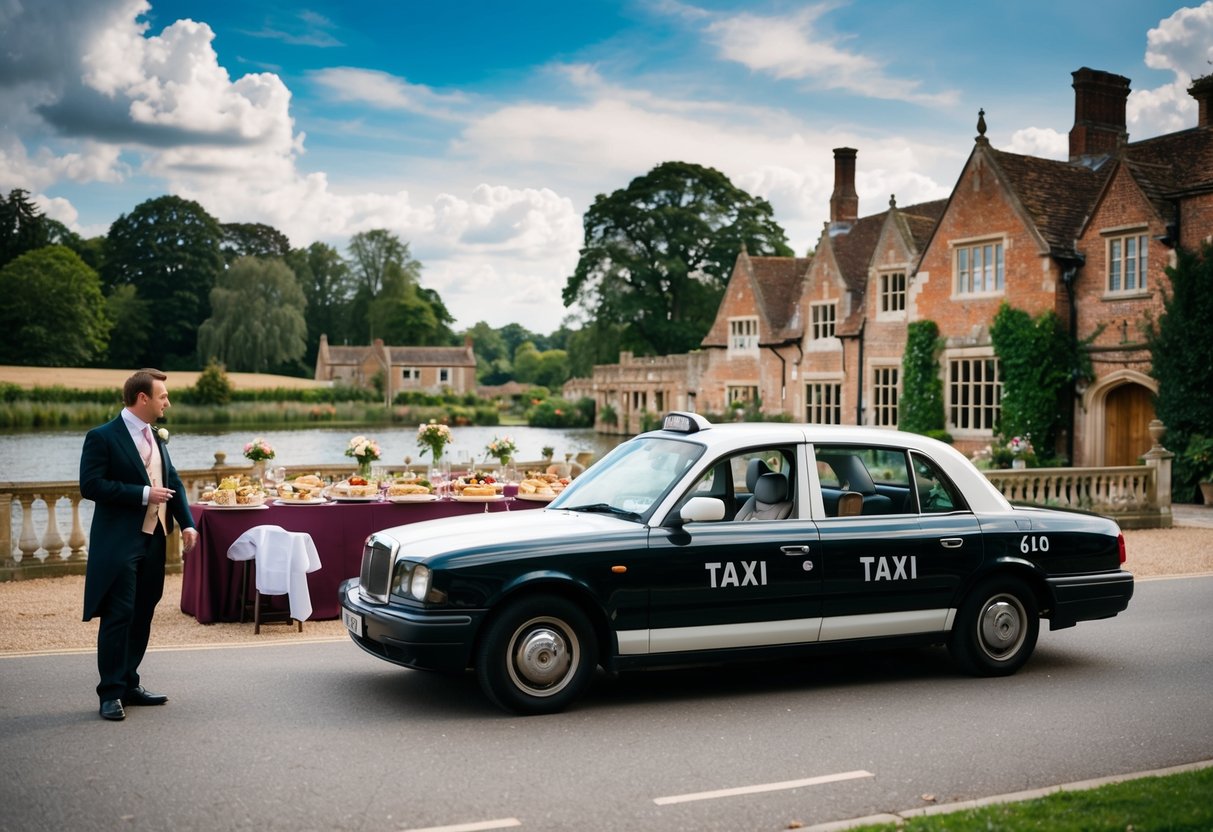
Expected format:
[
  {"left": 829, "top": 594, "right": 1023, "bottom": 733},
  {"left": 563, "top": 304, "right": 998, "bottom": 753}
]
[
  {"left": 898, "top": 199, "right": 948, "bottom": 250},
  {"left": 324, "top": 345, "right": 374, "bottom": 365},
  {"left": 751, "top": 256, "right": 812, "bottom": 342},
  {"left": 387, "top": 345, "right": 475, "bottom": 366},
  {"left": 1121, "top": 127, "right": 1213, "bottom": 223},
  {"left": 990, "top": 148, "right": 1105, "bottom": 256}
]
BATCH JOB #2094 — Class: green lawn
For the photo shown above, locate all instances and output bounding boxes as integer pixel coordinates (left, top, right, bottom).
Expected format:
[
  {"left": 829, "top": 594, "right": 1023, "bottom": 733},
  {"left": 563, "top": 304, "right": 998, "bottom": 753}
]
[{"left": 847, "top": 764, "right": 1212, "bottom": 831}]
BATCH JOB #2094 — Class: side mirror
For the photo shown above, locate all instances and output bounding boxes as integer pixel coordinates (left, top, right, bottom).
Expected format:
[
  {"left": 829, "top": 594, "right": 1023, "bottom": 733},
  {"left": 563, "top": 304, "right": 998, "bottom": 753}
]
[{"left": 675, "top": 496, "right": 726, "bottom": 525}]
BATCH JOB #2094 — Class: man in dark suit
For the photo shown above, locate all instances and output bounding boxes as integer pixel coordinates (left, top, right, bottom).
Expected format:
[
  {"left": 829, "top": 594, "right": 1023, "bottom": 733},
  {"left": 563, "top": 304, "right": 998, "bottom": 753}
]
[{"left": 81, "top": 369, "right": 198, "bottom": 721}]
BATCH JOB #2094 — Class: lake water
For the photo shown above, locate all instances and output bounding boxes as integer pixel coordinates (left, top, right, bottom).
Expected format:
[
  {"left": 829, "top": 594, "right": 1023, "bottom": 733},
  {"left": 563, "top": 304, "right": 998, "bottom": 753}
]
[{"left": 0, "top": 424, "right": 624, "bottom": 483}]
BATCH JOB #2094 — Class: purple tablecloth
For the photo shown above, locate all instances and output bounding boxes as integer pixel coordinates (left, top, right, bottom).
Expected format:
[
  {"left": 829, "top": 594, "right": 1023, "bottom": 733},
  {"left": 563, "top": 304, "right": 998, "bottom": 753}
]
[{"left": 180, "top": 498, "right": 541, "bottom": 623}]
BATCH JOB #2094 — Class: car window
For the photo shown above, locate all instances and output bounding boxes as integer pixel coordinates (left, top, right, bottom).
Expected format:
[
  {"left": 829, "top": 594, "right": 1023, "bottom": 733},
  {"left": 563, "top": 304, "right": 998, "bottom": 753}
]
[
  {"left": 910, "top": 452, "right": 967, "bottom": 514},
  {"left": 671, "top": 447, "right": 795, "bottom": 522},
  {"left": 553, "top": 436, "right": 704, "bottom": 520},
  {"left": 813, "top": 445, "right": 911, "bottom": 518}
]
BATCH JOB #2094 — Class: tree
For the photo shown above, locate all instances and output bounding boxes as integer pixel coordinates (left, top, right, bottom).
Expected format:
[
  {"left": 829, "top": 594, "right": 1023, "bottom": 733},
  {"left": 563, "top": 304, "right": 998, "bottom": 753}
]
[
  {"left": 287, "top": 242, "right": 355, "bottom": 357},
  {"left": 564, "top": 161, "right": 792, "bottom": 356},
  {"left": 347, "top": 229, "right": 419, "bottom": 296},
  {"left": 1147, "top": 240, "right": 1213, "bottom": 501},
  {"left": 101, "top": 284, "right": 150, "bottom": 368},
  {"left": 0, "top": 246, "right": 110, "bottom": 366},
  {"left": 466, "top": 321, "right": 512, "bottom": 384},
  {"left": 220, "top": 222, "right": 293, "bottom": 262},
  {"left": 196, "top": 256, "right": 308, "bottom": 372},
  {"left": 0, "top": 188, "right": 50, "bottom": 269},
  {"left": 102, "top": 195, "right": 224, "bottom": 368}
]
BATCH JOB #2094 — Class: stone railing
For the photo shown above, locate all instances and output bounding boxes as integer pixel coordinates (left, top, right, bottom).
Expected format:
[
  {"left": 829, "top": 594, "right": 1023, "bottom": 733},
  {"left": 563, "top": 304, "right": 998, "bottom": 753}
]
[
  {"left": 983, "top": 438, "right": 1174, "bottom": 530},
  {"left": 1, "top": 459, "right": 570, "bottom": 581}
]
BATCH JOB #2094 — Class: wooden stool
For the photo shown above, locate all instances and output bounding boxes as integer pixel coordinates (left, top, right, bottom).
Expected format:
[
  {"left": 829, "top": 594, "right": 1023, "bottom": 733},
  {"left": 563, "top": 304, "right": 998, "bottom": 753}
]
[{"left": 239, "top": 560, "right": 303, "bottom": 634}]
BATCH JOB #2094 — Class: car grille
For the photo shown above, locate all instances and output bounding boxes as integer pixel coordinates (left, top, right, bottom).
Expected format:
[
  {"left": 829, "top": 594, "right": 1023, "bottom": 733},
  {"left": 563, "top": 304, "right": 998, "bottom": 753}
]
[{"left": 359, "top": 535, "right": 397, "bottom": 604}]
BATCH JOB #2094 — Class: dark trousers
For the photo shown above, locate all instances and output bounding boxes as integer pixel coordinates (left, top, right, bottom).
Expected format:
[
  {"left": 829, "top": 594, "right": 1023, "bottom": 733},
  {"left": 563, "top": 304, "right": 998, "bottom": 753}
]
[{"left": 96, "top": 528, "right": 166, "bottom": 702}]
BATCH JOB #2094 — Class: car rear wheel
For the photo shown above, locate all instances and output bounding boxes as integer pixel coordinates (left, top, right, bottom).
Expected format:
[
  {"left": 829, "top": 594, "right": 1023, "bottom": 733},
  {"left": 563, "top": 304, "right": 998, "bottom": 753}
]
[
  {"left": 475, "top": 595, "right": 598, "bottom": 715},
  {"left": 949, "top": 577, "right": 1039, "bottom": 676}
]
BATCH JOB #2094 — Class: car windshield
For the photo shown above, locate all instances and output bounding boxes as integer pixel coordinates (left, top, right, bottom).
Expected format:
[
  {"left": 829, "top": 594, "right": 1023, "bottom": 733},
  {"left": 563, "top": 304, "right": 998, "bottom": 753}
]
[{"left": 551, "top": 436, "right": 704, "bottom": 522}]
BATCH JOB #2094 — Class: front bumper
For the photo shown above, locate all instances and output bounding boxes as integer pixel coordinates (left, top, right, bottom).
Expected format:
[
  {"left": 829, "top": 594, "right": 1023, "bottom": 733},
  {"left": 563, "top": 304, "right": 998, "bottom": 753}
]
[
  {"left": 338, "top": 578, "right": 487, "bottom": 672},
  {"left": 1046, "top": 570, "right": 1134, "bottom": 630}
]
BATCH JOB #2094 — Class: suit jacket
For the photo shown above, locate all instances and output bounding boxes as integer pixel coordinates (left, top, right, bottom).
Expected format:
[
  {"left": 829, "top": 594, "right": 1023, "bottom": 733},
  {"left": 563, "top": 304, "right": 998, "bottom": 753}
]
[{"left": 80, "top": 415, "right": 195, "bottom": 620}]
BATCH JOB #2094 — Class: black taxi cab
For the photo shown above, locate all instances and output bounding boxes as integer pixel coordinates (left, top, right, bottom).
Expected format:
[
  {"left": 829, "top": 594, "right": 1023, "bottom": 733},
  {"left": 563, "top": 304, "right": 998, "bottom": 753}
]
[{"left": 339, "top": 412, "right": 1133, "bottom": 714}]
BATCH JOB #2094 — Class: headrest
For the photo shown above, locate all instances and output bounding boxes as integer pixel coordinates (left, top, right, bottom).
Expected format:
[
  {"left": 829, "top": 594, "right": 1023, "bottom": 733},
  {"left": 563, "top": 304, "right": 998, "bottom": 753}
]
[
  {"left": 746, "top": 458, "right": 772, "bottom": 492},
  {"left": 754, "top": 472, "right": 788, "bottom": 504},
  {"left": 821, "top": 454, "right": 876, "bottom": 494}
]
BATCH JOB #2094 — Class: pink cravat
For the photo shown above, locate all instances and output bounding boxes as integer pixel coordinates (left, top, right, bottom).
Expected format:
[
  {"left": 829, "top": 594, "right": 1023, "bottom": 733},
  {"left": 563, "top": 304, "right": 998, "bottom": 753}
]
[{"left": 141, "top": 425, "right": 153, "bottom": 465}]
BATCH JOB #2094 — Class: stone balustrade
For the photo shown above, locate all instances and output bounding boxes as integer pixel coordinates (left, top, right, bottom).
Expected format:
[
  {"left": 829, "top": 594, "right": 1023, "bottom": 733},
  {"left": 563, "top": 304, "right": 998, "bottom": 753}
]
[{"left": 0, "top": 459, "right": 565, "bottom": 581}]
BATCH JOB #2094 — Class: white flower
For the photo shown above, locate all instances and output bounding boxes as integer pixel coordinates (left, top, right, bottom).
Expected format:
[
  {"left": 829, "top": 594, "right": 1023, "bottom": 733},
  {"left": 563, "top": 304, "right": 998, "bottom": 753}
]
[{"left": 157, "top": 427, "right": 170, "bottom": 443}]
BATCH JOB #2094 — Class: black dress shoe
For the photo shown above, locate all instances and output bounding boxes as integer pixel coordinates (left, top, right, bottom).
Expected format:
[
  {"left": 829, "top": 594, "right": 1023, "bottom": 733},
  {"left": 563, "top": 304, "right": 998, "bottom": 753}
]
[
  {"left": 100, "top": 700, "right": 126, "bottom": 721},
  {"left": 123, "top": 686, "right": 168, "bottom": 706}
]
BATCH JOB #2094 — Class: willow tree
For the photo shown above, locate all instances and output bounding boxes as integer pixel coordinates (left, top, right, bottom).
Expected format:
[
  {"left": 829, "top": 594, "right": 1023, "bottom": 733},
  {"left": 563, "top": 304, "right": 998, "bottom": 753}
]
[{"left": 197, "top": 256, "right": 307, "bottom": 373}]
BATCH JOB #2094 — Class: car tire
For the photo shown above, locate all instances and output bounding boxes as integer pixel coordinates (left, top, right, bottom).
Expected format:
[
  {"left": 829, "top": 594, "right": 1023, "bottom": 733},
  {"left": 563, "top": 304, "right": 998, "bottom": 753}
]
[
  {"left": 949, "top": 576, "right": 1039, "bottom": 677},
  {"left": 475, "top": 595, "right": 598, "bottom": 715}
]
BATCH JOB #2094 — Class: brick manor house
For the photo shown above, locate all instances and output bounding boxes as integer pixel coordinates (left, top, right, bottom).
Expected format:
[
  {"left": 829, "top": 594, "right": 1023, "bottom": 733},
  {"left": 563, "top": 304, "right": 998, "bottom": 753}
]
[{"left": 564, "top": 67, "right": 1213, "bottom": 466}]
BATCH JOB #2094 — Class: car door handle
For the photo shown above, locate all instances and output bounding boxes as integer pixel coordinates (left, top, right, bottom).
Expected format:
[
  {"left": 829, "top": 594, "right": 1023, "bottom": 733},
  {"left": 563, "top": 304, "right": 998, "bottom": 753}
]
[
  {"left": 780, "top": 545, "right": 811, "bottom": 555},
  {"left": 940, "top": 538, "right": 964, "bottom": 549}
]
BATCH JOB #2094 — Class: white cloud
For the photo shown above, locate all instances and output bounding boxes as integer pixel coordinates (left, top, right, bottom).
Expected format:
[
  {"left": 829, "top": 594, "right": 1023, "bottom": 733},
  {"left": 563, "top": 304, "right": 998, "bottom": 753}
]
[
  {"left": 1128, "top": 1, "right": 1213, "bottom": 137},
  {"left": 1006, "top": 127, "right": 1068, "bottom": 159},
  {"left": 309, "top": 67, "right": 469, "bottom": 119},
  {"left": 701, "top": 4, "right": 958, "bottom": 106}
]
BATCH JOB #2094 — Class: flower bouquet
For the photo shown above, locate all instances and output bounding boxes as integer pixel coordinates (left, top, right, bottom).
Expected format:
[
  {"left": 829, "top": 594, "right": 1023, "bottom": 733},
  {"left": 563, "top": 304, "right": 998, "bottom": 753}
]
[
  {"left": 485, "top": 435, "right": 517, "bottom": 467},
  {"left": 417, "top": 422, "right": 452, "bottom": 462},
  {"left": 345, "top": 435, "right": 382, "bottom": 478},
  {"left": 243, "top": 437, "right": 275, "bottom": 462}
]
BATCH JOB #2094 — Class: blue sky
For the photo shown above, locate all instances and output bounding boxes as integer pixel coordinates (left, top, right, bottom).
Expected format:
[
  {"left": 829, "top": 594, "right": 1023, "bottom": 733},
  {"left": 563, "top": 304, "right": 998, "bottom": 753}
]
[{"left": 2, "top": 0, "right": 1210, "bottom": 332}]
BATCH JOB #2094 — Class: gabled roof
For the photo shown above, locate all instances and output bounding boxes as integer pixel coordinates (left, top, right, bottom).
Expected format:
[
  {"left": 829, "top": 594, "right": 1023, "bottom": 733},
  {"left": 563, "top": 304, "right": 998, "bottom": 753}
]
[
  {"left": 897, "top": 199, "right": 948, "bottom": 251},
  {"left": 988, "top": 148, "right": 1106, "bottom": 257},
  {"left": 700, "top": 251, "right": 811, "bottom": 347},
  {"left": 751, "top": 255, "right": 812, "bottom": 342},
  {"left": 324, "top": 345, "right": 374, "bottom": 365}
]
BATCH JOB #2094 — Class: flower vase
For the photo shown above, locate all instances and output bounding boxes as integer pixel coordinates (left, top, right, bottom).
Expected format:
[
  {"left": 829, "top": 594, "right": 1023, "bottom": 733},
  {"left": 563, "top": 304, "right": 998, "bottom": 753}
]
[
  {"left": 357, "top": 459, "right": 373, "bottom": 480},
  {"left": 1011, "top": 457, "right": 1026, "bottom": 470},
  {"left": 250, "top": 460, "right": 266, "bottom": 481}
]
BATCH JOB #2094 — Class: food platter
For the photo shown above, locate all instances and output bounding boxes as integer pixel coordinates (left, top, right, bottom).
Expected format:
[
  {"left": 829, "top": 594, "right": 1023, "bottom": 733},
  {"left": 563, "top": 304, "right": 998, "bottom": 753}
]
[
  {"left": 453, "top": 494, "right": 506, "bottom": 503},
  {"left": 273, "top": 497, "right": 328, "bottom": 506},
  {"left": 205, "top": 501, "right": 269, "bottom": 510},
  {"left": 515, "top": 492, "right": 556, "bottom": 503},
  {"left": 387, "top": 493, "right": 440, "bottom": 503},
  {"left": 328, "top": 495, "right": 380, "bottom": 502}
]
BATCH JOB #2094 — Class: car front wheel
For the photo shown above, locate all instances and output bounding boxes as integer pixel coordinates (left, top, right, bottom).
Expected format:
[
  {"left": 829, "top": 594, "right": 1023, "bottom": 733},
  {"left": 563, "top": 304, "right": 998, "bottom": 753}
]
[
  {"left": 949, "top": 577, "right": 1039, "bottom": 676},
  {"left": 475, "top": 595, "right": 598, "bottom": 715}
]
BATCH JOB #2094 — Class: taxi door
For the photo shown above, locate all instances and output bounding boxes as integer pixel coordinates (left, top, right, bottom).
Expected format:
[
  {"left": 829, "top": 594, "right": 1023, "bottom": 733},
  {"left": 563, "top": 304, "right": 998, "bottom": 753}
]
[
  {"left": 811, "top": 446, "right": 982, "bottom": 640},
  {"left": 644, "top": 447, "right": 823, "bottom": 655}
]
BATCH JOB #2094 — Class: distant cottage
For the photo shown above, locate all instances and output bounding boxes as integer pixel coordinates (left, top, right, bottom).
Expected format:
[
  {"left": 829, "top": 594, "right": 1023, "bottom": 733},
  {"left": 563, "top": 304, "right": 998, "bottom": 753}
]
[{"left": 314, "top": 335, "right": 477, "bottom": 399}]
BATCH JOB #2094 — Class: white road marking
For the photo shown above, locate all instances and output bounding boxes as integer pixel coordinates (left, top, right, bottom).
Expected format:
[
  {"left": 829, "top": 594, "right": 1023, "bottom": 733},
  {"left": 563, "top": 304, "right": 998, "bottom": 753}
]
[
  {"left": 653, "top": 769, "right": 874, "bottom": 806},
  {"left": 402, "top": 818, "right": 521, "bottom": 832}
]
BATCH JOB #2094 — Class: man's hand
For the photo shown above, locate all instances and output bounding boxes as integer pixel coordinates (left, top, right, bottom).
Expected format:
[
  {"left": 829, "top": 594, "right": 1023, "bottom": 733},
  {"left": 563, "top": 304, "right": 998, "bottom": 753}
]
[
  {"left": 148, "top": 486, "right": 175, "bottom": 504},
  {"left": 182, "top": 527, "right": 199, "bottom": 553}
]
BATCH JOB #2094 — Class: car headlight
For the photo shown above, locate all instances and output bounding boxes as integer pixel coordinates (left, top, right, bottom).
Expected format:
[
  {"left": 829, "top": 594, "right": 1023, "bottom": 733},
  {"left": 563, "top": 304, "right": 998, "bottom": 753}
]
[{"left": 390, "top": 560, "right": 445, "bottom": 603}]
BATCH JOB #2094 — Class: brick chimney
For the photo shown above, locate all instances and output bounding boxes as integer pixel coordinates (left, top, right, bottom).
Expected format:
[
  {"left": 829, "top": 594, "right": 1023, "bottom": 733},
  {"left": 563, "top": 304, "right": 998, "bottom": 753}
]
[
  {"left": 829, "top": 147, "right": 858, "bottom": 233},
  {"left": 1190, "top": 74, "right": 1213, "bottom": 128},
  {"left": 1068, "top": 67, "right": 1130, "bottom": 165}
]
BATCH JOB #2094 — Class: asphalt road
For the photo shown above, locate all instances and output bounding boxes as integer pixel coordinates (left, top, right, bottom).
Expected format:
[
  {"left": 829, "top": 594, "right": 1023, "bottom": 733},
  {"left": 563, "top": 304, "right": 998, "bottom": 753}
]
[{"left": 2, "top": 575, "right": 1211, "bottom": 832}]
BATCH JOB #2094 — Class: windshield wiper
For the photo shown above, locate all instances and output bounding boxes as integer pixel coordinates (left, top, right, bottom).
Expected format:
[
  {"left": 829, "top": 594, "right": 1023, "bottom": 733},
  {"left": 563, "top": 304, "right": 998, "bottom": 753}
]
[{"left": 564, "top": 502, "right": 641, "bottom": 520}]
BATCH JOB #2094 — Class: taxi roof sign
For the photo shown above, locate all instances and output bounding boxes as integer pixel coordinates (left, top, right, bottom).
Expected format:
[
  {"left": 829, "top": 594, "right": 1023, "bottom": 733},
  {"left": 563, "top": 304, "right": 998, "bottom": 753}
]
[{"left": 662, "top": 412, "right": 711, "bottom": 433}]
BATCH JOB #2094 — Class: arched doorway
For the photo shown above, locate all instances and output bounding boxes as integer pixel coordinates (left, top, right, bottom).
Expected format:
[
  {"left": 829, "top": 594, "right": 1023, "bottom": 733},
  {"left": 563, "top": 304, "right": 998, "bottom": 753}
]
[{"left": 1103, "top": 383, "right": 1155, "bottom": 466}]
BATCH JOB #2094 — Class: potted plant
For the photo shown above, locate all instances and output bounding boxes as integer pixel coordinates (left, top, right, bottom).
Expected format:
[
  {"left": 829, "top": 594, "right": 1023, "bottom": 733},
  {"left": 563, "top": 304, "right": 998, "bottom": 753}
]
[{"left": 1183, "top": 435, "right": 1213, "bottom": 504}]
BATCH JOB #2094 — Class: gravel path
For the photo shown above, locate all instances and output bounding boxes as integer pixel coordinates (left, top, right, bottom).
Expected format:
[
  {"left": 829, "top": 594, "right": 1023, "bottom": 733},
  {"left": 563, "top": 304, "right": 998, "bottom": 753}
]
[{"left": 2, "top": 526, "right": 1211, "bottom": 656}]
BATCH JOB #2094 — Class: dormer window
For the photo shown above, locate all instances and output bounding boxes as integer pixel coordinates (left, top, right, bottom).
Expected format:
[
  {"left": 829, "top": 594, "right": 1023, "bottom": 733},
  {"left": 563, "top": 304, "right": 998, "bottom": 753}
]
[
  {"left": 1107, "top": 231, "right": 1148, "bottom": 294},
  {"left": 955, "top": 240, "right": 1004, "bottom": 295},
  {"left": 729, "top": 317, "right": 759, "bottom": 352},
  {"left": 810, "top": 302, "right": 837, "bottom": 340},
  {"left": 878, "top": 271, "right": 906, "bottom": 315}
]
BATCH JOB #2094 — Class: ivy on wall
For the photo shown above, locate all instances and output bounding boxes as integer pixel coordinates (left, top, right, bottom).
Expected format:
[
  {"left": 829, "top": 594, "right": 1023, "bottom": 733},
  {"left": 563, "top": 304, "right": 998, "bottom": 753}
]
[
  {"left": 989, "top": 303, "right": 1073, "bottom": 462},
  {"left": 1146, "top": 240, "right": 1213, "bottom": 502},
  {"left": 900, "top": 320, "right": 946, "bottom": 437}
]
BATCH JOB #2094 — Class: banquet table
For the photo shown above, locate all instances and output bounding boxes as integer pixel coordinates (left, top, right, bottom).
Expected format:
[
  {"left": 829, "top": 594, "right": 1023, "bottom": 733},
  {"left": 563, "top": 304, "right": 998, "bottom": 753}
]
[{"left": 180, "top": 497, "right": 543, "bottom": 623}]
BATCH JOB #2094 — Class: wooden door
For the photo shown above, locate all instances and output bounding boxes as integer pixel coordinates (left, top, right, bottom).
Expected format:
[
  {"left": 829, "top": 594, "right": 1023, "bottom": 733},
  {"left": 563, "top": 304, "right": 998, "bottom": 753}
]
[{"left": 1104, "top": 384, "right": 1155, "bottom": 466}]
